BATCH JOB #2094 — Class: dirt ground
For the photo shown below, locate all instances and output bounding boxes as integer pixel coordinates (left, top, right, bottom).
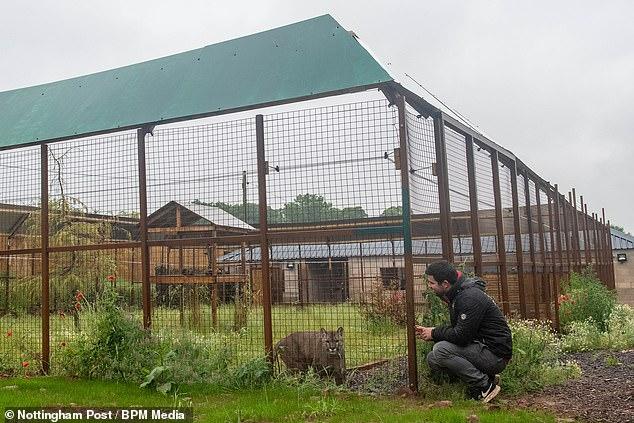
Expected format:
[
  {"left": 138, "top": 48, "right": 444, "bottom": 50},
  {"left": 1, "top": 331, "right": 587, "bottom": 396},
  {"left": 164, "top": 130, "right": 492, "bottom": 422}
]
[
  {"left": 348, "top": 349, "right": 634, "bottom": 422},
  {"left": 511, "top": 349, "right": 634, "bottom": 423}
]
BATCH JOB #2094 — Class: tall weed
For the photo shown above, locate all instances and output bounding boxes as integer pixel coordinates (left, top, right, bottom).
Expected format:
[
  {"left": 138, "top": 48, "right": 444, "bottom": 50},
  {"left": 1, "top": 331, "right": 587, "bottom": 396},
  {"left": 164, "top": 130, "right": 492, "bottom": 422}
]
[
  {"left": 503, "top": 320, "right": 580, "bottom": 394},
  {"left": 559, "top": 269, "right": 615, "bottom": 331},
  {"left": 59, "top": 288, "right": 159, "bottom": 382},
  {"left": 561, "top": 304, "right": 634, "bottom": 352}
]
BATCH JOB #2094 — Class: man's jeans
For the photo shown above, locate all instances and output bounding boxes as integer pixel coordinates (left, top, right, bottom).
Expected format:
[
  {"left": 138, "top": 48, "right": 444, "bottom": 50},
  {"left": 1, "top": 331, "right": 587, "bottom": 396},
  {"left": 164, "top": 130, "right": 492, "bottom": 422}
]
[{"left": 426, "top": 340, "right": 507, "bottom": 389}]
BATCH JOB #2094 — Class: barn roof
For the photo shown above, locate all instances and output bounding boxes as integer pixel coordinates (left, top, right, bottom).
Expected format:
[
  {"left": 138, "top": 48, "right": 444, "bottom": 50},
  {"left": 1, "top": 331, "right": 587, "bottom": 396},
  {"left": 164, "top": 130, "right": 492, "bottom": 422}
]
[{"left": 147, "top": 201, "right": 254, "bottom": 232}]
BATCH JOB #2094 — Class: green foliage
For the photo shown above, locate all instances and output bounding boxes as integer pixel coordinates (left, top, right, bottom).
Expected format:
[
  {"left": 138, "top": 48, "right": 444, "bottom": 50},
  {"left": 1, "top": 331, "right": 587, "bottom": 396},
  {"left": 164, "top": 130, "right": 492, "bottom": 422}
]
[
  {"left": 0, "top": 377, "right": 559, "bottom": 422},
  {"left": 10, "top": 198, "right": 120, "bottom": 316},
  {"left": 228, "top": 357, "right": 274, "bottom": 389},
  {"left": 59, "top": 287, "right": 159, "bottom": 382},
  {"left": 196, "top": 194, "right": 368, "bottom": 225},
  {"left": 359, "top": 283, "right": 406, "bottom": 327},
  {"left": 503, "top": 320, "right": 580, "bottom": 394},
  {"left": 281, "top": 194, "right": 367, "bottom": 223},
  {"left": 141, "top": 336, "right": 233, "bottom": 394},
  {"left": 561, "top": 304, "right": 634, "bottom": 352},
  {"left": 380, "top": 206, "right": 402, "bottom": 217},
  {"left": 559, "top": 269, "right": 616, "bottom": 332},
  {"left": 419, "top": 288, "right": 450, "bottom": 328},
  {"left": 604, "top": 354, "right": 621, "bottom": 367}
]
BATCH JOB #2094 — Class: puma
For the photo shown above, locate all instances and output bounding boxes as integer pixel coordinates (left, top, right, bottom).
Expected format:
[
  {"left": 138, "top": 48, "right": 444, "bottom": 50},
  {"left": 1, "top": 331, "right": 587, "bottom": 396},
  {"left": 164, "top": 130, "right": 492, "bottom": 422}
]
[{"left": 274, "top": 327, "right": 346, "bottom": 385}]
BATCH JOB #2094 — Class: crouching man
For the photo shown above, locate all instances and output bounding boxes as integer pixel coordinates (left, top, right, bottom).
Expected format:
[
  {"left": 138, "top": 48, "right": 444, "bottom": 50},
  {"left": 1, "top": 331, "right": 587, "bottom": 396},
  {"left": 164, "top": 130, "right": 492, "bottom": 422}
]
[{"left": 416, "top": 260, "right": 512, "bottom": 403}]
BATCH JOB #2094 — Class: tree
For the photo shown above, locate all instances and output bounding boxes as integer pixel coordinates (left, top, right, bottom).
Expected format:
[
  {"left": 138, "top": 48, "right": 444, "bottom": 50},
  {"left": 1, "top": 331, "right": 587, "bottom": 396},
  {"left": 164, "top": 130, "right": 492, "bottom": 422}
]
[
  {"left": 282, "top": 194, "right": 367, "bottom": 223},
  {"left": 381, "top": 206, "right": 403, "bottom": 217},
  {"left": 195, "top": 194, "right": 368, "bottom": 225},
  {"left": 610, "top": 224, "right": 632, "bottom": 236}
]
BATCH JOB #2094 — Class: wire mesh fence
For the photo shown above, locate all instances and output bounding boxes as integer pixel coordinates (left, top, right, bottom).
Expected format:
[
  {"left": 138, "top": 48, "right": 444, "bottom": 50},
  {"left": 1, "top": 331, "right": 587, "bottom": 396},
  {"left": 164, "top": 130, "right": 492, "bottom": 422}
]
[{"left": 0, "top": 97, "right": 615, "bottom": 390}]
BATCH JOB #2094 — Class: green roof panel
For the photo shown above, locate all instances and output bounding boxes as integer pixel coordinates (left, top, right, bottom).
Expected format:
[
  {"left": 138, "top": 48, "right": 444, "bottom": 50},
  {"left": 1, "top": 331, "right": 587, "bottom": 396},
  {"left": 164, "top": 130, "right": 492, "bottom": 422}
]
[{"left": 0, "top": 15, "right": 392, "bottom": 148}]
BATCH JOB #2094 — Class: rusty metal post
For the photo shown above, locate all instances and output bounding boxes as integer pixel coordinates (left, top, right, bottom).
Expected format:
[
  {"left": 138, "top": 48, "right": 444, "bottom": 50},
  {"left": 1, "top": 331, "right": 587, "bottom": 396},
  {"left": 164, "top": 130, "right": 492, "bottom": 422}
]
[
  {"left": 601, "top": 210, "right": 608, "bottom": 285},
  {"left": 547, "top": 187, "right": 561, "bottom": 331},
  {"left": 137, "top": 126, "right": 153, "bottom": 329},
  {"left": 565, "top": 192, "right": 575, "bottom": 271},
  {"left": 211, "top": 230, "right": 218, "bottom": 329},
  {"left": 606, "top": 220, "right": 616, "bottom": 289},
  {"left": 491, "top": 150, "right": 510, "bottom": 315},
  {"left": 593, "top": 213, "right": 602, "bottom": 281},
  {"left": 522, "top": 171, "right": 539, "bottom": 319},
  {"left": 560, "top": 192, "right": 572, "bottom": 274},
  {"left": 535, "top": 184, "right": 550, "bottom": 321},
  {"left": 509, "top": 160, "right": 527, "bottom": 318},
  {"left": 591, "top": 213, "right": 599, "bottom": 267},
  {"left": 41, "top": 144, "right": 50, "bottom": 373},
  {"left": 581, "top": 198, "right": 590, "bottom": 264},
  {"left": 602, "top": 209, "right": 614, "bottom": 288},
  {"left": 465, "top": 135, "right": 482, "bottom": 275},
  {"left": 433, "top": 113, "right": 454, "bottom": 262},
  {"left": 256, "top": 114, "right": 273, "bottom": 360},
  {"left": 396, "top": 94, "right": 418, "bottom": 392},
  {"left": 571, "top": 190, "right": 580, "bottom": 268}
]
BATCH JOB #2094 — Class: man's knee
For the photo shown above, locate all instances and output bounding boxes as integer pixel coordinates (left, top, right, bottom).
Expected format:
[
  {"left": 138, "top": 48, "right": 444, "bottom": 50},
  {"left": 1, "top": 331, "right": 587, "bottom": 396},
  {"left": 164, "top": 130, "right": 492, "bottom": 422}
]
[{"left": 431, "top": 341, "right": 456, "bottom": 359}]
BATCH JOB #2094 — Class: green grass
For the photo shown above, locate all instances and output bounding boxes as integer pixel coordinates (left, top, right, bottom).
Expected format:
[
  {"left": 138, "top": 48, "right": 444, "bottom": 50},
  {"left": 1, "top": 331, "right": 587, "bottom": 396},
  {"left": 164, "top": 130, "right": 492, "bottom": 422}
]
[
  {"left": 1, "top": 303, "right": 407, "bottom": 371},
  {"left": 0, "top": 377, "right": 556, "bottom": 423}
]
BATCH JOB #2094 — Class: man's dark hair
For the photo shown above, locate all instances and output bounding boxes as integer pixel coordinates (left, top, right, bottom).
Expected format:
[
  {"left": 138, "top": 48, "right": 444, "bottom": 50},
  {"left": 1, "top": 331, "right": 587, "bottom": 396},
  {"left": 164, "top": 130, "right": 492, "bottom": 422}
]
[{"left": 425, "top": 260, "right": 458, "bottom": 285}]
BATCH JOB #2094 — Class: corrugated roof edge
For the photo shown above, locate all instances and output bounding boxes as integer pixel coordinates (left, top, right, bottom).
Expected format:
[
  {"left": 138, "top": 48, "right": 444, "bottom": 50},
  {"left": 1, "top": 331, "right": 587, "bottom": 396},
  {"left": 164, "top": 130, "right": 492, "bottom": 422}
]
[{"left": 611, "top": 228, "right": 634, "bottom": 250}]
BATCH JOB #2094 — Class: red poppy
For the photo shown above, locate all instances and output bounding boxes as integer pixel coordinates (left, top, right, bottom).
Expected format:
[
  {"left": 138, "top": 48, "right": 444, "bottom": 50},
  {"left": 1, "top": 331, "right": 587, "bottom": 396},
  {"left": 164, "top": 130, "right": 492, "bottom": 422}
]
[
  {"left": 74, "top": 302, "right": 81, "bottom": 311},
  {"left": 6, "top": 329, "right": 12, "bottom": 337},
  {"left": 107, "top": 275, "right": 116, "bottom": 282},
  {"left": 21, "top": 361, "right": 29, "bottom": 368},
  {"left": 75, "top": 291, "right": 85, "bottom": 301}
]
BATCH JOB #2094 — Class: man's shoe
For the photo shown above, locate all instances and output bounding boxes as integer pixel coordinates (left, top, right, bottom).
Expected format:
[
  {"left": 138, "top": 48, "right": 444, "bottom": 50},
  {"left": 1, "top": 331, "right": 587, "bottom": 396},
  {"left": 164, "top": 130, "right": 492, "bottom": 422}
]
[
  {"left": 489, "top": 374, "right": 500, "bottom": 386},
  {"left": 479, "top": 382, "right": 501, "bottom": 403},
  {"left": 469, "top": 381, "right": 501, "bottom": 403}
]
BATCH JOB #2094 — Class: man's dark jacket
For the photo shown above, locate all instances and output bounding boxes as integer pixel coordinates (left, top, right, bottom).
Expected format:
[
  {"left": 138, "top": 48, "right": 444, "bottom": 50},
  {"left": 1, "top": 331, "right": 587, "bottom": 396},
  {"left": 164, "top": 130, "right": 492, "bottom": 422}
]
[{"left": 431, "top": 275, "right": 513, "bottom": 359}]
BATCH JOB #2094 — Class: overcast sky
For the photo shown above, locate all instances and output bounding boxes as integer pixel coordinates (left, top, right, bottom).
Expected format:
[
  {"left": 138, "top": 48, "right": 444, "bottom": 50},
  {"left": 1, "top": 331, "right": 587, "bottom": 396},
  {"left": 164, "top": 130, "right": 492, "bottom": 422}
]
[{"left": 1, "top": 0, "right": 632, "bottom": 232}]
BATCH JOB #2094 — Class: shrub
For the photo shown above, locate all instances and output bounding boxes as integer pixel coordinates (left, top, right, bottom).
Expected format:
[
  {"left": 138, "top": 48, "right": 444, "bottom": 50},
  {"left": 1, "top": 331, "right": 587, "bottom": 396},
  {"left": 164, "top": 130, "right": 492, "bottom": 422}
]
[
  {"left": 559, "top": 269, "right": 616, "bottom": 332},
  {"left": 501, "top": 320, "right": 580, "bottom": 394},
  {"left": 560, "top": 319, "right": 604, "bottom": 352},
  {"left": 59, "top": 287, "right": 159, "bottom": 382},
  {"left": 419, "top": 288, "right": 450, "bottom": 328},
  {"left": 359, "top": 283, "right": 406, "bottom": 327},
  {"left": 561, "top": 304, "right": 634, "bottom": 352},
  {"left": 227, "top": 357, "right": 273, "bottom": 390},
  {"left": 605, "top": 304, "right": 634, "bottom": 349}
]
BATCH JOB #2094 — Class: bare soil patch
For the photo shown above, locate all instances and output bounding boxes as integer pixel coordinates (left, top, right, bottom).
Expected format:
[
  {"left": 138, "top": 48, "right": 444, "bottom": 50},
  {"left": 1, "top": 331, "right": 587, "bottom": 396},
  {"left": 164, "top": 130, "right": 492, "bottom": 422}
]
[{"left": 512, "top": 349, "right": 634, "bottom": 422}]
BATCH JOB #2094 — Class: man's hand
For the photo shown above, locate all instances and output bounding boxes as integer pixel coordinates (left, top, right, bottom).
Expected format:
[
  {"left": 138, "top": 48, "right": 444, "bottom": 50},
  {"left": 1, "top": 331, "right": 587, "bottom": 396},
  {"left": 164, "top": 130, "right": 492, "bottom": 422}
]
[{"left": 415, "top": 325, "right": 434, "bottom": 341}]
